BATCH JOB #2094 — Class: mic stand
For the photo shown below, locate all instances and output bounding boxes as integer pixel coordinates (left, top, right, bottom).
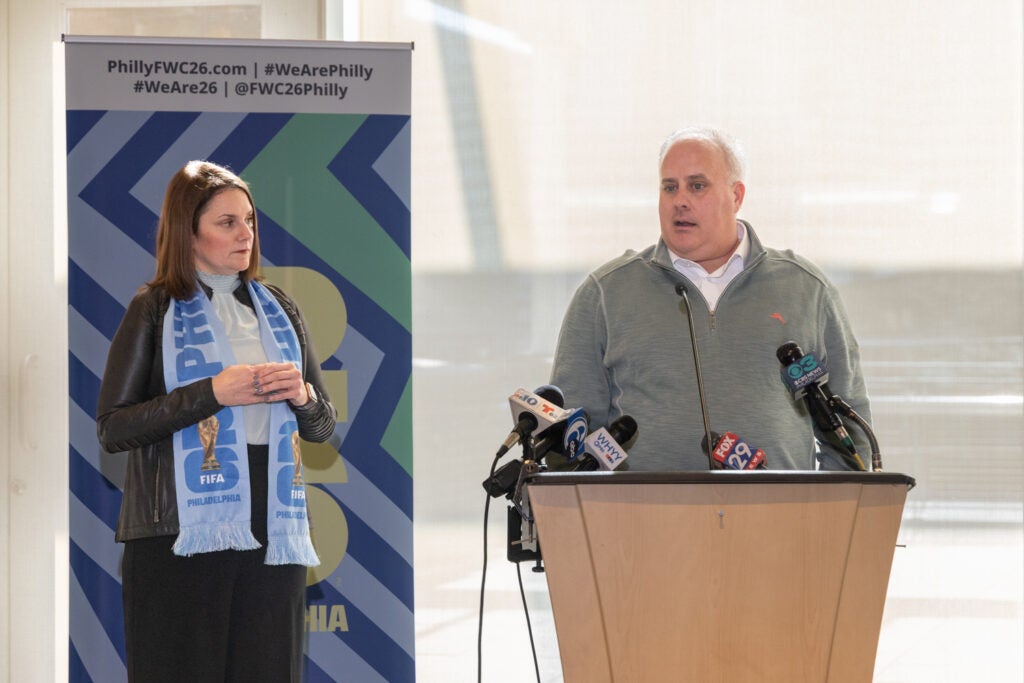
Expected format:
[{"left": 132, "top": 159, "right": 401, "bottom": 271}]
[
  {"left": 675, "top": 282, "right": 716, "bottom": 470},
  {"left": 830, "top": 396, "right": 883, "bottom": 472},
  {"left": 511, "top": 458, "right": 540, "bottom": 517},
  {"left": 508, "top": 459, "right": 542, "bottom": 564}
]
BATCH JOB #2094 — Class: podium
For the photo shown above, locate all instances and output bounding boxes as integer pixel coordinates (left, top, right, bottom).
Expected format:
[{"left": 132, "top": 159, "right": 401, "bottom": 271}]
[{"left": 523, "top": 471, "right": 915, "bottom": 683}]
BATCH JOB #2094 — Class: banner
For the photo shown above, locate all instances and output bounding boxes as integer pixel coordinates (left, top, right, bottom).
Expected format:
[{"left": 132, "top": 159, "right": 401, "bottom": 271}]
[{"left": 65, "top": 36, "right": 413, "bottom": 682}]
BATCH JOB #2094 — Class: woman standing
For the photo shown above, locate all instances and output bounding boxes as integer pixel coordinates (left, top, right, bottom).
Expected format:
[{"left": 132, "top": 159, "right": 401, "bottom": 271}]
[{"left": 97, "top": 160, "right": 337, "bottom": 682}]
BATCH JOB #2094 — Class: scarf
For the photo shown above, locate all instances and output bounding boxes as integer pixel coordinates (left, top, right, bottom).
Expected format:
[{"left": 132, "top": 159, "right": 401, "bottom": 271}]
[{"left": 162, "top": 280, "right": 320, "bottom": 566}]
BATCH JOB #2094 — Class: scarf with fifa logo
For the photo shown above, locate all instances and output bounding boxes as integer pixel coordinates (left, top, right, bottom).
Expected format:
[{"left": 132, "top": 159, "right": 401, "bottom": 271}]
[{"left": 162, "top": 280, "right": 319, "bottom": 566}]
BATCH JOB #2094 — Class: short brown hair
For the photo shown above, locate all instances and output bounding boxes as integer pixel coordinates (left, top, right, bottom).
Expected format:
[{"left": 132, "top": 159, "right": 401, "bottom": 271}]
[{"left": 148, "top": 160, "right": 262, "bottom": 299}]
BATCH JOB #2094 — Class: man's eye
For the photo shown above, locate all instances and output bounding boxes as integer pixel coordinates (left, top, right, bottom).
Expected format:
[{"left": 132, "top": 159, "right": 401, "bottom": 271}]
[
  {"left": 663, "top": 185, "right": 677, "bottom": 193},
  {"left": 691, "top": 182, "right": 706, "bottom": 191}
]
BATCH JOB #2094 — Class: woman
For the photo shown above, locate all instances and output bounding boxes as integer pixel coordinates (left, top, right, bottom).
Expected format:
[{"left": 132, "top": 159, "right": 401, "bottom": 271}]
[{"left": 97, "top": 160, "right": 337, "bottom": 682}]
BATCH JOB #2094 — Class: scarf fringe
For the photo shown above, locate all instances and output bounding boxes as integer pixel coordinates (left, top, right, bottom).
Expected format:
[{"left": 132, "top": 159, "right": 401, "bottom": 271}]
[
  {"left": 172, "top": 522, "right": 261, "bottom": 556},
  {"left": 265, "top": 533, "right": 321, "bottom": 567}
]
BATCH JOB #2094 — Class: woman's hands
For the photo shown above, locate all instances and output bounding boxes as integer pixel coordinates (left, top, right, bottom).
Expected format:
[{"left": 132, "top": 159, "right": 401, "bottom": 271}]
[{"left": 212, "top": 363, "right": 310, "bottom": 407}]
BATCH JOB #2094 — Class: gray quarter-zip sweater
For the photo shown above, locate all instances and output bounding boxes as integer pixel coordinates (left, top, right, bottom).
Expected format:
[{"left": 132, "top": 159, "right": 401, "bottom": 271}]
[{"left": 549, "top": 221, "right": 871, "bottom": 471}]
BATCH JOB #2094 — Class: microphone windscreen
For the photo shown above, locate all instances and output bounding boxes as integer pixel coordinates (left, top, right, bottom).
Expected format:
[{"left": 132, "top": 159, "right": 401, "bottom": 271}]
[
  {"left": 609, "top": 415, "right": 638, "bottom": 444},
  {"left": 700, "top": 431, "right": 722, "bottom": 456},
  {"left": 776, "top": 341, "right": 803, "bottom": 365},
  {"left": 534, "top": 384, "right": 565, "bottom": 408}
]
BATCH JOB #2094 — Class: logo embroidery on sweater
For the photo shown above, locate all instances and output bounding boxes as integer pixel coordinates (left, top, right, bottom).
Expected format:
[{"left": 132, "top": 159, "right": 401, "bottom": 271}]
[{"left": 770, "top": 312, "right": 786, "bottom": 324}]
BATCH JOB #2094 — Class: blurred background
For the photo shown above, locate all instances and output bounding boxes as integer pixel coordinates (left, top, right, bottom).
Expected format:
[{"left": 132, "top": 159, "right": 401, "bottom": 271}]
[{"left": 3, "top": 0, "right": 1022, "bottom": 681}]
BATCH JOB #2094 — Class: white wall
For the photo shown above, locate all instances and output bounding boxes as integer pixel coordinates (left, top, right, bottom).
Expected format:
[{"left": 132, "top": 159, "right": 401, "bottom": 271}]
[
  {"left": 0, "top": 0, "right": 10, "bottom": 676},
  {"left": 2, "top": 1, "right": 68, "bottom": 680},
  {"left": 0, "top": 3, "right": 327, "bottom": 679}
]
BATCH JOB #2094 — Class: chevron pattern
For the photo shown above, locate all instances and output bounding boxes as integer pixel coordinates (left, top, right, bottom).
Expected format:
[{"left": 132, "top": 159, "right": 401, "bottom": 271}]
[{"left": 67, "top": 109, "right": 413, "bottom": 682}]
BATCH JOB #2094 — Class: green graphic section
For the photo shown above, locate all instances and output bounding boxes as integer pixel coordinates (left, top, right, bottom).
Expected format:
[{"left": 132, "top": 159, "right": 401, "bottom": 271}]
[
  {"left": 380, "top": 378, "right": 413, "bottom": 477},
  {"left": 243, "top": 114, "right": 411, "bottom": 331}
]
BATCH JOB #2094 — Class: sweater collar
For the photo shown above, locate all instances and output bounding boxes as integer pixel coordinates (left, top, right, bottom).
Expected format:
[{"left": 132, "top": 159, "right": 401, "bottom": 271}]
[{"left": 651, "top": 219, "right": 765, "bottom": 270}]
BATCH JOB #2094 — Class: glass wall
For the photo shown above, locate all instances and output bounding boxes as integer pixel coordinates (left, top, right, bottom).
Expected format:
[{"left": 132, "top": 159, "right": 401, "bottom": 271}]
[
  {"left": 57, "top": 1, "right": 1023, "bottom": 680},
  {"left": 356, "top": 2, "right": 1023, "bottom": 681}
]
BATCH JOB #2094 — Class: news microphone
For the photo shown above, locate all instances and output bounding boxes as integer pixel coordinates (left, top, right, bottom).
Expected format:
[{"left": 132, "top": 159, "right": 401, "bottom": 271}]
[
  {"left": 571, "top": 415, "right": 638, "bottom": 471},
  {"left": 528, "top": 407, "right": 589, "bottom": 463},
  {"left": 496, "top": 385, "right": 567, "bottom": 457},
  {"left": 776, "top": 342, "right": 866, "bottom": 471},
  {"left": 701, "top": 431, "right": 767, "bottom": 470},
  {"left": 674, "top": 282, "right": 716, "bottom": 469}
]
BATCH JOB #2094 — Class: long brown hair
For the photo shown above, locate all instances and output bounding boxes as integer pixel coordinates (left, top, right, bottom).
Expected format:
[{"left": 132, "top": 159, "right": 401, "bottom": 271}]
[{"left": 148, "top": 160, "right": 262, "bottom": 299}]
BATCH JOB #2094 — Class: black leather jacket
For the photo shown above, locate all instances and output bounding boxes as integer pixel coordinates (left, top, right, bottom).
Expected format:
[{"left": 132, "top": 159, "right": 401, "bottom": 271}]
[{"left": 96, "top": 281, "right": 337, "bottom": 542}]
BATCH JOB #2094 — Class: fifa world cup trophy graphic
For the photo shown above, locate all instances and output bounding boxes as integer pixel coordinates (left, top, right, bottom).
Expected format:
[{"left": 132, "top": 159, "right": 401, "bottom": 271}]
[
  {"left": 291, "top": 431, "right": 304, "bottom": 486},
  {"left": 198, "top": 415, "right": 221, "bottom": 471}
]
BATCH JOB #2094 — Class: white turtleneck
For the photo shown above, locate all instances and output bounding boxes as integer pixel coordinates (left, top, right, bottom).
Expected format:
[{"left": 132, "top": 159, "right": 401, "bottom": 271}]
[{"left": 197, "top": 271, "right": 270, "bottom": 445}]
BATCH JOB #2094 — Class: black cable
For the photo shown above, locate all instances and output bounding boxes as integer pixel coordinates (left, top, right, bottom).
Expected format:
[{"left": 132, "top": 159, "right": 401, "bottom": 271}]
[
  {"left": 516, "top": 561, "right": 542, "bottom": 683},
  {"left": 830, "top": 395, "right": 883, "bottom": 471},
  {"left": 477, "top": 454, "right": 501, "bottom": 683},
  {"left": 479, "top": 453, "right": 545, "bottom": 682}
]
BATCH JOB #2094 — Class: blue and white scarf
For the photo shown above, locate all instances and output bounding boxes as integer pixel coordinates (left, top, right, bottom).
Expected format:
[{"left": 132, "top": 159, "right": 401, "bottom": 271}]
[{"left": 162, "top": 280, "right": 320, "bottom": 566}]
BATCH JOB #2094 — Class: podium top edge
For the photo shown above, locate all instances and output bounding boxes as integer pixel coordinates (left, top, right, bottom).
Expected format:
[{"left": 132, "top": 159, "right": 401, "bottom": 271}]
[{"left": 526, "top": 470, "right": 916, "bottom": 488}]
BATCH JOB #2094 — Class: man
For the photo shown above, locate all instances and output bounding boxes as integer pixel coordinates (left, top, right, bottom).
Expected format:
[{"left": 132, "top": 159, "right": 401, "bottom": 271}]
[{"left": 549, "top": 126, "right": 870, "bottom": 471}]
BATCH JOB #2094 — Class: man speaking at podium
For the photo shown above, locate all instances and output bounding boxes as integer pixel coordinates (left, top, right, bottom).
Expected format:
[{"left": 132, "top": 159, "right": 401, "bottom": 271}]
[{"left": 549, "top": 126, "right": 871, "bottom": 471}]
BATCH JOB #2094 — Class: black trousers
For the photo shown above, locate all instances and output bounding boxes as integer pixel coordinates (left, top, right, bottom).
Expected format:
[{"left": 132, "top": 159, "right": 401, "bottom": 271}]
[{"left": 121, "top": 445, "right": 307, "bottom": 683}]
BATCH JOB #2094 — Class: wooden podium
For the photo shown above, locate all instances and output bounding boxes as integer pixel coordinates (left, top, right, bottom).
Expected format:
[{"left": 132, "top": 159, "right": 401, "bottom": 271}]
[{"left": 524, "top": 471, "right": 914, "bottom": 683}]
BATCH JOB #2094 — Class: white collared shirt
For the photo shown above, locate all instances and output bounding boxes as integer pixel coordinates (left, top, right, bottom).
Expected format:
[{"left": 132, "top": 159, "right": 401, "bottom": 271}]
[{"left": 669, "top": 221, "right": 749, "bottom": 311}]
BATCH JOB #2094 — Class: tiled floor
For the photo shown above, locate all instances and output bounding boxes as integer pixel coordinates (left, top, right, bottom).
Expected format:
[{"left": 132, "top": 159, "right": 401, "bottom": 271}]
[{"left": 415, "top": 516, "right": 1023, "bottom": 682}]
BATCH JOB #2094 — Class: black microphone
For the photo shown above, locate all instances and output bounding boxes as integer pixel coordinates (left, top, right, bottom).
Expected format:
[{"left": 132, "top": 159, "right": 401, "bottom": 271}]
[
  {"left": 569, "top": 415, "right": 638, "bottom": 471},
  {"left": 495, "top": 385, "right": 566, "bottom": 457},
  {"left": 674, "top": 282, "right": 716, "bottom": 469},
  {"left": 776, "top": 342, "right": 866, "bottom": 471}
]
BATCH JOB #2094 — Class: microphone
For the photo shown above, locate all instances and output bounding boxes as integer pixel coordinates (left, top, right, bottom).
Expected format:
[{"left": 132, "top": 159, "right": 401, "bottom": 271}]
[
  {"left": 563, "top": 407, "right": 588, "bottom": 462},
  {"left": 674, "top": 282, "right": 716, "bottom": 469},
  {"left": 701, "top": 431, "right": 767, "bottom": 470},
  {"left": 570, "top": 415, "right": 638, "bottom": 471},
  {"left": 495, "top": 385, "right": 567, "bottom": 457},
  {"left": 527, "top": 407, "right": 589, "bottom": 463},
  {"left": 776, "top": 342, "right": 866, "bottom": 471}
]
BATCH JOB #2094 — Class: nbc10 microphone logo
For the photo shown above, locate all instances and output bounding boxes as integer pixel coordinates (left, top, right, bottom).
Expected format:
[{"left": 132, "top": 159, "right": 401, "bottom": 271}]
[
  {"left": 513, "top": 387, "right": 561, "bottom": 418},
  {"left": 513, "top": 388, "right": 536, "bottom": 404}
]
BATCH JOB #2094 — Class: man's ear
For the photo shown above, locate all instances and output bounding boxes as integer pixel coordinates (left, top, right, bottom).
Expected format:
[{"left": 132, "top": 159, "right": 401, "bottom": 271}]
[{"left": 732, "top": 181, "right": 746, "bottom": 211}]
